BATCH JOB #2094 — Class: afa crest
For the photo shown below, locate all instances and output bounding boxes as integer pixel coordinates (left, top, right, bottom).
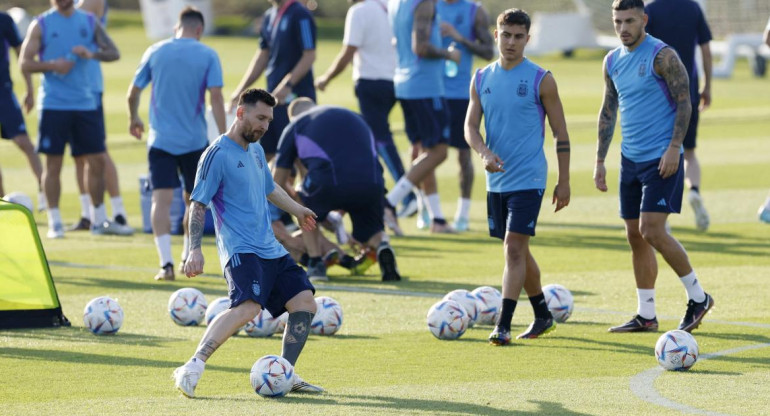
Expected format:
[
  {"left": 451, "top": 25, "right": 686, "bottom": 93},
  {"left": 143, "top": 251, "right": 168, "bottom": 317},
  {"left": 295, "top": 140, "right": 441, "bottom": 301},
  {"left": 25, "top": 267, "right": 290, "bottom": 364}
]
[
  {"left": 254, "top": 150, "right": 263, "bottom": 169},
  {"left": 517, "top": 82, "right": 528, "bottom": 97},
  {"left": 638, "top": 63, "right": 647, "bottom": 76}
]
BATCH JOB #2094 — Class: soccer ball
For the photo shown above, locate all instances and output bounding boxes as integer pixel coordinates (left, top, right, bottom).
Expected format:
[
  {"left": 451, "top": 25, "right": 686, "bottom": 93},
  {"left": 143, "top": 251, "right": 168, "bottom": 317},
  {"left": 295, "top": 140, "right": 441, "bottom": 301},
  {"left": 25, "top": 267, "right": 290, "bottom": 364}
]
[
  {"left": 244, "top": 308, "right": 280, "bottom": 338},
  {"left": 275, "top": 312, "right": 288, "bottom": 334},
  {"left": 442, "top": 289, "right": 480, "bottom": 327},
  {"left": 168, "top": 288, "right": 207, "bottom": 326},
  {"left": 426, "top": 299, "right": 469, "bottom": 340},
  {"left": 311, "top": 296, "right": 343, "bottom": 335},
  {"left": 3, "top": 191, "right": 33, "bottom": 212},
  {"left": 205, "top": 296, "right": 244, "bottom": 334},
  {"left": 655, "top": 330, "right": 699, "bottom": 371},
  {"left": 83, "top": 296, "right": 124, "bottom": 335},
  {"left": 471, "top": 286, "right": 502, "bottom": 326},
  {"left": 250, "top": 355, "right": 294, "bottom": 398},
  {"left": 542, "top": 284, "right": 574, "bottom": 323}
]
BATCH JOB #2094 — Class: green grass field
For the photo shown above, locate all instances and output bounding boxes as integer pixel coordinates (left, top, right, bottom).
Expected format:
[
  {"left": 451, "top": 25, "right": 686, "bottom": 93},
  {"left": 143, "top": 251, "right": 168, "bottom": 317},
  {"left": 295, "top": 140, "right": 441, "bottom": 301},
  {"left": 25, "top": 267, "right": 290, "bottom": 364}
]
[{"left": 1, "top": 13, "right": 770, "bottom": 415}]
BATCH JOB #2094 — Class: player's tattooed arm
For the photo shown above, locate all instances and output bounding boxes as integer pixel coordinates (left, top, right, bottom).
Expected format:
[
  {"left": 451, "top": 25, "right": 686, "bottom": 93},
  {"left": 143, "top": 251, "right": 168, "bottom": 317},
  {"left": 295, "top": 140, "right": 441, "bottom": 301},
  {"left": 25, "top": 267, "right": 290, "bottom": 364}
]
[
  {"left": 188, "top": 201, "right": 207, "bottom": 251},
  {"left": 92, "top": 24, "right": 120, "bottom": 62},
  {"left": 596, "top": 57, "right": 618, "bottom": 163},
  {"left": 413, "top": 0, "right": 456, "bottom": 60},
  {"left": 451, "top": 6, "right": 494, "bottom": 60},
  {"left": 654, "top": 47, "right": 692, "bottom": 149}
]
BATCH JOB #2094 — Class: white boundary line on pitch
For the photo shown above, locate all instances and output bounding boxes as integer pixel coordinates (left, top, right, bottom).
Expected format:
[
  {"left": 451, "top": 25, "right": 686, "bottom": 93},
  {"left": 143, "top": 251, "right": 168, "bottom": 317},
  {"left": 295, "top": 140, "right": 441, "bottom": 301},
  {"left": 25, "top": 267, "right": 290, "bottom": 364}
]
[
  {"left": 630, "top": 343, "right": 770, "bottom": 416},
  {"left": 50, "top": 261, "right": 770, "bottom": 329}
]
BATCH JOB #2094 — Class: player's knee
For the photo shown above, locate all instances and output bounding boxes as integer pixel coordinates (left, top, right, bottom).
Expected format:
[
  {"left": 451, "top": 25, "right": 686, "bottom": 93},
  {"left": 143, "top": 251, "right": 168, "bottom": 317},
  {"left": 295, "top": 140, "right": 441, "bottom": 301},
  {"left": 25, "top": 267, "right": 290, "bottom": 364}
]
[
  {"left": 639, "top": 222, "right": 665, "bottom": 246},
  {"left": 233, "top": 300, "right": 260, "bottom": 324},
  {"left": 429, "top": 144, "right": 448, "bottom": 164}
]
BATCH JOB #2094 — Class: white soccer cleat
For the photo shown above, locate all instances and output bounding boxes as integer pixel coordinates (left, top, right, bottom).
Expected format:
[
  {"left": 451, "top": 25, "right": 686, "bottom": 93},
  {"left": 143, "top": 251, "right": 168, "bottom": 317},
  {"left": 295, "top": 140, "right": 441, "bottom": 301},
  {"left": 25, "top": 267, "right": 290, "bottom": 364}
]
[
  {"left": 759, "top": 205, "right": 770, "bottom": 224},
  {"left": 291, "top": 373, "right": 324, "bottom": 394},
  {"left": 325, "top": 211, "right": 349, "bottom": 245},
  {"left": 91, "top": 220, "right": 134, "bottom": 236},
  {"left": 688, "top": 191, "right": 709, "bottom": 231},
  {"left": 397, "top": 197, "right": 418, "bottom": 218},
  {"left": 452, "top": 217, "right": 469, "bottom": 232},
  {"left": 172, "top": 365, "right": 201, "bottom": 398},
  {"left": 47, "top": 223, "right": 64, "bottom": 239},
  {"left": 416, "top": 208, "right": 430, "bottom": 230}
]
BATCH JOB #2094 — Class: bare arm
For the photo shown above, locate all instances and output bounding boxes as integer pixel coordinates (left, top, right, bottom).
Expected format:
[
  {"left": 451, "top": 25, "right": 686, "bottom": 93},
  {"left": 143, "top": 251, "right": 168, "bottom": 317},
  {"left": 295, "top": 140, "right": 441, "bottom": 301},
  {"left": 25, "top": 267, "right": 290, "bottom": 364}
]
[
  {"left": 464, "top": 77, "right": 503, "bottom": 173},
  {"left": 72, "top": 24, "right": 119, "bottom": 62},
  {"left": 12, "top": 45, "right": 34, "bottom": 112},
  {"left": 267, "top": 182, "right": 317, "bottom": 231},
  {"left": 540, "top": 73, "right": 571, "bottom": 212},
  {"left": 594, "top": 56, "right": 619, "bottom": 192},
  {"left": 273, "top": 167, "right": 297, "bottom": 200},
  {"left": 229, "top": 48, "right": 270, "bottom": 109},
  {"left": 78, "top": 0, "right": 105, "bottom": 18},
  {"left": 316, "top": 45, "right": 357, "bottom": 91},
  {"left": 654, "top": 47, "right": 692, "bottom": 178},
  {"left": 274, "top": 49, "right": 316, "bottom": 104},
  {"left": 19, "top": 20, "right": 72, "bottom": 75},
  {"left": 126, "top": 85, "right": 144, "bottom": 140},
  {"left": 413, "top": 0, "right": 458, "bottom": 61},
  {"left": 441, "top": 6, "right": 494, "bottom": 60},
  {"left": 183, "top": 201, "right": 207, "bottom": 277},
  {"left": 208, "top": 87, "right": 226, "bottom": 135},
  {"left": 698, "top": 42, "right": 712, "bottom": 110}
]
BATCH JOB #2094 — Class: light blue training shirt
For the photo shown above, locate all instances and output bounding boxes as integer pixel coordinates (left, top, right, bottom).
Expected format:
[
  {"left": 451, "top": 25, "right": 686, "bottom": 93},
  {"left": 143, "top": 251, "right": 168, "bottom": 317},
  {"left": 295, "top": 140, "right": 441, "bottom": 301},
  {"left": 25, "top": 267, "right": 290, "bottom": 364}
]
[
  {"left": 191, "top": 135, "right": 289, "bottom": 270},
  {"left": 77, "top": 0, "right": 107, "bottom": 95},
  {"left": 475, "top": 59, "right": 549, "bottom": 193},
  {"left": 132, "top": 37, "right": 223, "bottom": 155},
  {"left": 436, "top": 0, "right": 478, "bottom": 99},
  {"left": 605, "top": 34, "right": 680, "bottom": 163}
]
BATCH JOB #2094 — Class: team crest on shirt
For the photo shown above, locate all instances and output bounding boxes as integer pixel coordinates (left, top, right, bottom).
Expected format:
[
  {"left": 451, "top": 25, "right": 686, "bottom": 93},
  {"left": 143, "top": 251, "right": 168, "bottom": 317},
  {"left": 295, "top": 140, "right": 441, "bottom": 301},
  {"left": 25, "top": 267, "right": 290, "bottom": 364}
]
[
  {"left": 517, "top": 81, "right": 528, "bottom": 97},
  {"left": 638, "top": 60, "right": 647, "bottom": 76},
  {"left": 253, "top": 150, "right": 263, "bottom": 169}
]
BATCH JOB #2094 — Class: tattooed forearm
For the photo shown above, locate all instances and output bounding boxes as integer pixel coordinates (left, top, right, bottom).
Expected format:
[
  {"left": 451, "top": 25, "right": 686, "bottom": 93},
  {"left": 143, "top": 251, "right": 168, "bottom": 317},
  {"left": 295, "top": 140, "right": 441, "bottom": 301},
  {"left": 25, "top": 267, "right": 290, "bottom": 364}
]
[
  {"left": 188, "top": 201, "right": 206, "bottom": 250},
  {"left": 194, "top": 339, "right": 220, "bottom": 361},
  {"left": 413, "top": 0, "right": 449, "bottom": 59},
  {"left": 596, "top": 68, "right": 618, "bottom": 161},
  {"left": 654, "top": 47, "right": 692, "bottom": 148},
  {"left": 93, "top": 25, "right": 119, "bottom": 62},
  {"left": 465, "top": 8, "right": 495, "bottom": 60}
]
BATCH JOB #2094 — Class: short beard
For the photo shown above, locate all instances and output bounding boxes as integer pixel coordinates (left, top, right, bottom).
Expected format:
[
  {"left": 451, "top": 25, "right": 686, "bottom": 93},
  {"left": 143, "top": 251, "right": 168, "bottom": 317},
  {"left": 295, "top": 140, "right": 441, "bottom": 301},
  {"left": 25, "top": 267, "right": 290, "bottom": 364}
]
[{"left": 242, "top": 127, "right": 264, "bottom": 144}]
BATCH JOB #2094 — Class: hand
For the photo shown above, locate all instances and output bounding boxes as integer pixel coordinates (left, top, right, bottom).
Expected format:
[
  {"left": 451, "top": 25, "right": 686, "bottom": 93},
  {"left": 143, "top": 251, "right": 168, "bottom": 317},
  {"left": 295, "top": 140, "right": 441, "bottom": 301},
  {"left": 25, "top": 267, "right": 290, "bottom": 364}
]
[
  {"left": 315, "top": 75, "right": 329, "bottom": 92},
  {"left": 184, "top": 249, "right": 204, "bottom": 278},
  {"left": 447, "top": 45, "right": 461, "bottom": 64},
  {"left": 699, "top": 88, "right": 711, "bottom": 111},
  {"left": 295, "top": 206, "right": 317, "bottom": 231},
  {"left": 272, "top": 84, "right": 291, "bottom": 105},
  {"left": 552, "top": 182, "right": 571, "bottom": 212},
  {"left": 593, "top": 162, "right": 607, "bottom": 192},
  {"left": 658, "top": 146, "right": 681, "bottom": 179},
  {"left": 50, "top": 58, "right": 75, "bottom": 75},
  {"left": 481, "top": 149, "right": 505, "bottom": 173},
  {"left": 71, "top": 45, "right": 93, "bottom": 60},
  {"left": 440, "top": 22, "right": 461, "bottom": 41},
  {"left": 23, "top": 91, "right": 34, "bottom": 113},
  {"left": 129, "top": 116, "right": 145, "bottom": 140}
]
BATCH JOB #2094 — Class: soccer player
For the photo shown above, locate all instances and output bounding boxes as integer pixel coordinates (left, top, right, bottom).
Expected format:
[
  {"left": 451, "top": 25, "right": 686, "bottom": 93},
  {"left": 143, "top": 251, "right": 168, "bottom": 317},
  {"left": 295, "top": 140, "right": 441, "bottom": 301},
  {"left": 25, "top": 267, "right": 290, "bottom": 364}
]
[
  {"left": 228, "top": 0, "right": 316, "bottom": 162},
  {"left": 315, "top": 0, "right": 416, "bottom": 217},
  {"left": 645, "top": 0, "right": 713, "bottom": 232},
  {"left": 127, "top": 7, "right": 226, "bottom": 281},
  {"left": 465, "top": 9, "right": 571, "bottom": 346},
  {"left": 0, "top": 11, "right": 43, "bottom": 207},
  {"left": 436, "top": 0, "right": 494, "bottom": 231},
  {"left": 274, "top": 98, "right": 401, "bottom": 282},
  {"left": 20, "top": 0, "right": 128, "bottom": 239},
  {"left": 67, "top": 0, "right": 129, "bottom": 231},
  {"left": 386, "top": 0, "right": 461, "bottom": 234},
  {"left": 173, "top": 88, "right": 322, "bottom": 398},
  {"left": 594, "top": 0, "right": 714, "bottom": 333}
]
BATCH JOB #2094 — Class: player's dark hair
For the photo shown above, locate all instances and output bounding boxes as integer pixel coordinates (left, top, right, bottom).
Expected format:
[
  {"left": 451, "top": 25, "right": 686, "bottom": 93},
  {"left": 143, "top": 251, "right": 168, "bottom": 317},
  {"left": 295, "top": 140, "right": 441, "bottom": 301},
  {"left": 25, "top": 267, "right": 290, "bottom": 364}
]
[
  {"left": 179, "top": 6, "right": 205, "bottom": 28},
  {"left": 239, "top": 88, "right": 276, "bottom": 108},
  {"left": 612, "top": 0, "right": 645, "bottom": 11},
  {"left": 497, "top": 9, "right": 531, "bottom": 33}
]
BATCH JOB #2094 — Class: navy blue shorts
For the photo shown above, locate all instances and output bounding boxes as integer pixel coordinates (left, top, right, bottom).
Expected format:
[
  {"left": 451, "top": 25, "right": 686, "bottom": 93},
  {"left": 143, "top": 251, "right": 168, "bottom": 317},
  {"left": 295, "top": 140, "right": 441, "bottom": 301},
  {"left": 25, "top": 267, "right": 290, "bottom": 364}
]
[
  {"left": 224, "top": 253, "right": 315, "bottom": 318},
  {"left": 683, "top": 104, "right": 698, "bottom": 150},
  {"left": 399, "top": 97, "right": 450, "bottom": 148},
  {"left": 447, "top": 98, "right": 469, "bottom": 149},
  {"left": 37, "top": 109, "right": 105, "bottom": 156},
  {"left": 258, "top": 103, "right": 289, "bottom": 156},
  {"left": 148, "top": 146, "right": 205, "bottom": 193},
  {"left": 0, "top": 90, "right": 26, "bottom": 139},
  {"left": 300, "top": 181, "right": 384, "bottom": 243},
  {"left": 355, "top": 79, "right": 397, "bottom": 146},
  {"left": 619, "top": 154, "right": 684, "bottom": 219},
  {"left": 487, "top": 189, "right": 544, "bottom": 238}
]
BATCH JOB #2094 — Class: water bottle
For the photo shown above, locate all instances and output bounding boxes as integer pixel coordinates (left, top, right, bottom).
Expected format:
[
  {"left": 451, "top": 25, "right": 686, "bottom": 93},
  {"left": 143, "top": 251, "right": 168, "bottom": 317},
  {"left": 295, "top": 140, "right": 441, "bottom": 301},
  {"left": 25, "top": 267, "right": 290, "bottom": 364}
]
[{"left": 445, "top": 42, "right": 458, "bottom": 78}]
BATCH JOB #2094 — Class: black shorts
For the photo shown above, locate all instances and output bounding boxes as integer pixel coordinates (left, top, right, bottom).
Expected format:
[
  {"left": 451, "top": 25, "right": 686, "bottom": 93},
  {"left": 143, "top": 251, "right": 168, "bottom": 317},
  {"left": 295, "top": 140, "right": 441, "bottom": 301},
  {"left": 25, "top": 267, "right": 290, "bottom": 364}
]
[
  {"left": 148, "top": 146, "right": 206, "bottom": 193},
  {"left": 619, "top": 154, "right": 684, "bottom": 219},
  {"left": 487, "top": 189, "right": 544, "bottom": 238},
  {"left": 300, "top": 181, "right": 384, "bottom": 243},
  {"left": 447, "top": 98, "right": 469, "bottom": 149},
  {"left": 400, "top": 97, "right": 450, "bottom": 148},
  {"left": 224, "top": 253, "right": 315, "bottom": 318},
  {"left": 37, "top": 109, "right": 105, "bottom": 156},
  {"left": 0, "top": 90, "right": 26, "bottom": 140}
]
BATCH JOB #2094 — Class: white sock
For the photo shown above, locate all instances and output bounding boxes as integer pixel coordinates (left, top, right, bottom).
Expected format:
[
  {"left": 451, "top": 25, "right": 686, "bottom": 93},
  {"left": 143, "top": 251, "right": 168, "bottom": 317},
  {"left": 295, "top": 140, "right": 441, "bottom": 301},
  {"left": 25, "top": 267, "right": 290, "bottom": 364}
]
[
  {"left": 415, "top": 190, "right": 427, "bottom": 214},
  {"left": 181, "top": 234, "right": 190, "bottom": 262},
  {"left": 636, "top": 288, "right": 656, "bottom": 319},
  {"left": 154, "top": 234, "right": 173, "bottom": 267},
  {"left": 47, "top": 208, "right": 62, "bottom": 227},
  {"left": 455, "top": 198, "right": 471, "bottom": 221},
  {"left": 186, "top": 356, "right": 206, "bottom": 372},
  {"left": 426, "top": 193, "right": 444, "bottom": 221},
  {"left": 91, "top": 204, "right": 108, "bottom": 225},
  {"left": 79, "top": 194, "right": 91, "bottom": 219},
  {"left": 386, "top": 177, "right": 415, "bottom": 208},
  {"left": 679, "top": 271, "right": 706, "bottom": 303},
  {"left": 110, "top": 196, "right": 126, "bottom": 218}
]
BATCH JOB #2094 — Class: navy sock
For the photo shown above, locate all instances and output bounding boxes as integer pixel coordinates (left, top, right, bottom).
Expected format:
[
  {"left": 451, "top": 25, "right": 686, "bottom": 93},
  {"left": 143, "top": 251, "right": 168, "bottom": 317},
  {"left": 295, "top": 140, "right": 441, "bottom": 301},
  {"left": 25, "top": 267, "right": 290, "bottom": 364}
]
[
  {"left": 529, "top": 293, "right": 552, "bottom": 319},
  {"left": 691, "top": 186, "right": 700, "bottom": 193},
  {"left": 497, "top": 298, "right": 517, "bottom": 331}
]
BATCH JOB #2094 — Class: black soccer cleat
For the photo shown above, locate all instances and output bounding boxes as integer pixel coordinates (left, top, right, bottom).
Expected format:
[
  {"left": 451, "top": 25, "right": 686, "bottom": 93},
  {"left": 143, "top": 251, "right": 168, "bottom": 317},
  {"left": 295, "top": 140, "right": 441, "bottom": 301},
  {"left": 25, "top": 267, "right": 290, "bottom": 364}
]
[
  {"left": 608, "top": 315, "right": 659, "bottom": 333},
  {"left": 517, "top": 317, "right": 556, "bottom": 339},
  {"left": 678, "top": 293, "right": 714, "bottom": 333},
  {"left": 377, "top": 244, "right": 401, "bottom": 281},
  {"left": 488, "top": 327, "right": 512, "bottom": 346}
]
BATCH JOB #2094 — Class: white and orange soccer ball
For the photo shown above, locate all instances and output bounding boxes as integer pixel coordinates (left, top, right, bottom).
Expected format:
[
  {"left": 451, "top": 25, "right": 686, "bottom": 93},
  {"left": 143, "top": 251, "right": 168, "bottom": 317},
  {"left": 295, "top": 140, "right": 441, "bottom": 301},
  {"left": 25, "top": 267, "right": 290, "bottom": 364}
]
[
  {"left": 310, "top": 296, "right": 343, "bottom": 335},
  {"left": 471, "top": 286, "right": 502, "bottom": 326},
  {"left": 426, "top": 299, "right": 469, "bottom": 340},
  {"left": 205, "top": 296, "right": 244, "bottom": 335},
  {"left": 83, "top": 296, "right": 124, "bottom": 335},
  {"left": 244, "top": 308, "right": 281, "bottom": 338},
  {"left": 168, "top": 288, "right": 207, "bottom": 326},
  {"left": 542, "top": 284, "right": 574, "bottom": 323},
  {"left": 250, "top": 355, "right": 294, "bottom": 398},
  {"left": 443, "top": 289, "right": 480, "bottom": 327},
  {"left": 655, "top": 330, "right": 699, "bottom": 371}
]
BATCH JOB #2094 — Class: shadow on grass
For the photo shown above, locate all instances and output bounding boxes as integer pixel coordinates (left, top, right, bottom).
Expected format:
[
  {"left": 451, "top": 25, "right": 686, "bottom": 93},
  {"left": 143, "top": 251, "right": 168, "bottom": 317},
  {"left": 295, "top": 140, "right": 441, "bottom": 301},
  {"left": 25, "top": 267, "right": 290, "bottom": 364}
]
[
  {"left": 57, "top": 275, "right": 229, "bottom": 294},
  {"left": 0, "top": 326, "right": 180, "bottom": 346},
  {"left": 281, "top": 394, "right": 593, "bottom": 415},
  {"left": 0, "top": 347, "right": 242, "bottom": 373}
]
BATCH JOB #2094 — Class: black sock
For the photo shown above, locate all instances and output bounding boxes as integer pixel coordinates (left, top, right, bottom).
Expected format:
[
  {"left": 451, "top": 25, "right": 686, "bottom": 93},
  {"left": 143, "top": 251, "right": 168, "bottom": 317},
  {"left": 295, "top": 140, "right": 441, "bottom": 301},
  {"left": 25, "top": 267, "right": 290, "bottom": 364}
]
[
  {"left": 338, "top": 254, "right": 355, "bottom": 269},
  {"left": 298, "top": 253, "right": 309, "bottom": 267},
  {"left": 433, "top": 217, "right": 447, "bottom": 225},
  {"left": 691, "top": 186, "right": 700, "bottom": 193},
  {"left": 529, "top": 293, "right": 552, "bottom": 320},
  {"left": 281, "top": 311, "right": 314, "bottom": 366},
  {"left": 496, "top": 298, "right": 517, "bottom": 331}
]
